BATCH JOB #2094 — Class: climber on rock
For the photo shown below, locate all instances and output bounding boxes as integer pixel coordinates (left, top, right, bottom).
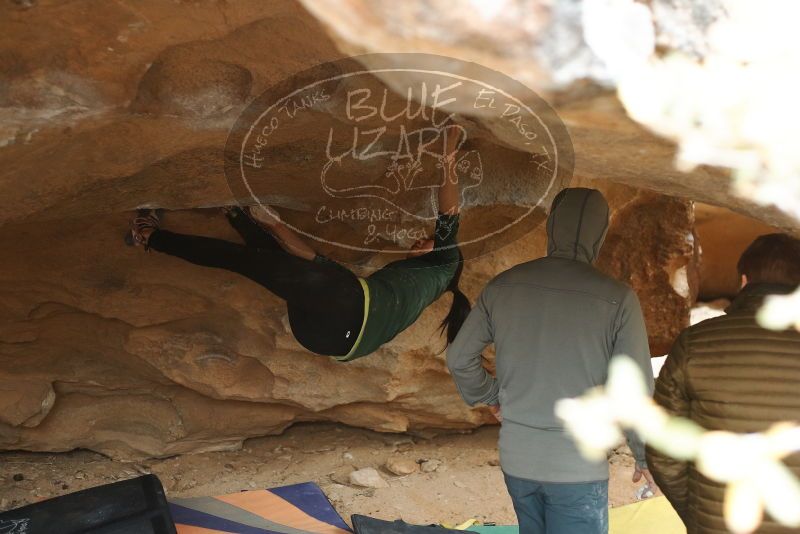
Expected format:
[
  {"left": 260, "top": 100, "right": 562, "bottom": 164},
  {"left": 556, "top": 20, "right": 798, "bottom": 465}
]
[{"left": 128, "top": 127, "right": 469, "bottom": 360}]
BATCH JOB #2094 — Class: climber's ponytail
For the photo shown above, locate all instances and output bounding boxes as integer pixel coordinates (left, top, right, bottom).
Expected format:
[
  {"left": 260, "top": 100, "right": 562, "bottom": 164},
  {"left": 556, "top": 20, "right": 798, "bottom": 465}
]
[{"left": 440, "top": 249, "right": 471, "bottom": 345}]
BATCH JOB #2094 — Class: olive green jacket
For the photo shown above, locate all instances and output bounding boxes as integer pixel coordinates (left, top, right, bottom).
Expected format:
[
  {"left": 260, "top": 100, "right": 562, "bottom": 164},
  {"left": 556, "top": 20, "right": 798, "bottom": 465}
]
[{"left": 648, "top": 283, "right": 800, "bottom": 534}]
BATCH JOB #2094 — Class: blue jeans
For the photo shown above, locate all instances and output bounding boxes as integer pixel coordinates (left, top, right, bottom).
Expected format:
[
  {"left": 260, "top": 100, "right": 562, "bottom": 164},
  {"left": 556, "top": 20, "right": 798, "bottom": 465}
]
[{"left": 503, "top": 473, "right": 609, "bottom": 534}]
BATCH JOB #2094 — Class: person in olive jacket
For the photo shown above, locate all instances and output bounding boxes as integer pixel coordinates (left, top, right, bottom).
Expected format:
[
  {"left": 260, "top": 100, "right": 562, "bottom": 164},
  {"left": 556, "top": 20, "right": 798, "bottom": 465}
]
[{"left": 647, "top": 233, "right": 800, "bottom": 534}]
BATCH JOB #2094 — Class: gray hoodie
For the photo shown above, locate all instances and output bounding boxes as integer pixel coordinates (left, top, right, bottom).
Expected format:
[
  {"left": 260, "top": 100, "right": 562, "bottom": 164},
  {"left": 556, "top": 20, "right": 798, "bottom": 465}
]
[{"left": 447, "top": 188, "right": 654, "bottom": 483}]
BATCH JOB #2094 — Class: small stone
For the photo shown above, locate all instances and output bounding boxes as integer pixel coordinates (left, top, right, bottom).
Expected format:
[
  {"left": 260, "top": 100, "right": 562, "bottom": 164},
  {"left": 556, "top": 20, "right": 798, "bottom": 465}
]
[
  {"left": 12, "top": 474, "right": 24, "bottom": 482},
  {"left": 349, "top": 468, "right": 389, "bottom": 489},
  {"left": 420, "top": 459, "right": 442, "bottom": 473},
  {"left": 74, "top": 471, "right": 86, "bottom": 480},
  {"left": 342, "top": 452, "right": 354, "bottom": 461},
  {"left": 62, "top": 484, "right": 69, "bottom": 490},
  {"left": 385, "top": 457, "right": 418, "bottom": 476},
  {"left": 306, "top": 446, "right": 334, "bottom": 454},
  {"left": 454, "top": 480, "right": 466, "bottom": 488},
  {"left": 488, "top": 458, "right": 500, "bottom": 467},
  {"left": 224, "top": 463, "right": 234, "bottom": 471}
]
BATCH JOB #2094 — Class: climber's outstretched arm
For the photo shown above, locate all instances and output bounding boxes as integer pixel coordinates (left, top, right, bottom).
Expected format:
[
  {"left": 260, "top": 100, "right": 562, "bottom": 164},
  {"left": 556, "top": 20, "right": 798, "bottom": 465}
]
[
  {"left": 439, "top": 126, "right": 462, "bottom": 215},
  {"left": 249, "top": 206, "right": 318, "bottom": 261}
]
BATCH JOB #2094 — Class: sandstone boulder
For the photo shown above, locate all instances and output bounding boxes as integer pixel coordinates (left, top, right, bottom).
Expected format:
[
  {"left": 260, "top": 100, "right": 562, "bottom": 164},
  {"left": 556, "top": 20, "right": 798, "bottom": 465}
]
[
  {"left": 0, "top": 0, "right": 793, "bottom": 230},
  {"left": 0, "top": 179, "right": 694, "bottom": 458},
  {"left": 298, "top": 0, "right": 795, "bottom": 231},
  {"left": 0, "top": 0, "right": 740, "bottom": 460}
]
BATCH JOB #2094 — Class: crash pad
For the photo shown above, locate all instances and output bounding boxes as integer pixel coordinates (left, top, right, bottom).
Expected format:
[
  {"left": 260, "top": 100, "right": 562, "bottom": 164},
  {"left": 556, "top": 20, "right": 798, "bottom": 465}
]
[{"left": 169, "top": 482, "right": 351, "bottom": 534}]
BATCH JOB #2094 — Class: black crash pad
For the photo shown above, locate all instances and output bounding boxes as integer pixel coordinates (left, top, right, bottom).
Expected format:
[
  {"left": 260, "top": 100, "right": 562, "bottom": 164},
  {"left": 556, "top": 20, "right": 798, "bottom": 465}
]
[
  {"left": 352, "top": 514, "right": 479, "bottom": 534},
  {"left": 0, "top": 474, "right": 176, "bottom": 534}
]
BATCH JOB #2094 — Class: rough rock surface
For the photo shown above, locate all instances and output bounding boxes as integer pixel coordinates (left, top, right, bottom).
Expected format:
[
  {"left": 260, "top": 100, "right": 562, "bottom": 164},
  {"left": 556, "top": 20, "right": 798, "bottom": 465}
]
[
  {"left": 299, "top": 0, "right": 795, "bottom": 231},
  {"left": 595, "top": 188, "right": 698, "bottom": 355},
  {"left": 0, "top": 179, "right": 693, "bottom": 458},
  {"left": 0, "top": 0, "right": 792, "bottom": 229},
  {"left": 0, "top": 0, "right": 721, "bottom": 458}
]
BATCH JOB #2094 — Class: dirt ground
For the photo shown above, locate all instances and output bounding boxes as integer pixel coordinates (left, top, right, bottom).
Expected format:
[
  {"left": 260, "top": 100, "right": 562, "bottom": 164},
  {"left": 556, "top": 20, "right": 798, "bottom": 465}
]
[{"left": 0, "top": 423, "right": 647, "bottom": 527}]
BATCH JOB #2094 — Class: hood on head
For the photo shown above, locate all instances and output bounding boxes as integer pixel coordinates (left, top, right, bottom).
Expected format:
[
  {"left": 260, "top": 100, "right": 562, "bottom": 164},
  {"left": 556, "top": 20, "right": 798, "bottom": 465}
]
[{"left": 546, "top": 188, "right": 610, "bottom": 263}]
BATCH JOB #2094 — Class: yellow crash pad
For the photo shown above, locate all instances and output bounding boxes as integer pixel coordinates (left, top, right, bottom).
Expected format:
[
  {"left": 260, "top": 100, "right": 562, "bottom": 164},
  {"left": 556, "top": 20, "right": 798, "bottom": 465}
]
[{"left": 610, "top": 496, "right": 686, "bottom": 534}]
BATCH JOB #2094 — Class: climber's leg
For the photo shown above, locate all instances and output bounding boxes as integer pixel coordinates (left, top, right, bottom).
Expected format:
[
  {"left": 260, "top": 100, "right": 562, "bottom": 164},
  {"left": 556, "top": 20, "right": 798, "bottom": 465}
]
[
  {"left": 223, "top": 206, "right": 281, "bottom": 250},
  {"left": 148, "top": 230, "right": 361, "bottom": 316},
  {"left": 145, "top": 225, "right": 364, "bottom": 356}
]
